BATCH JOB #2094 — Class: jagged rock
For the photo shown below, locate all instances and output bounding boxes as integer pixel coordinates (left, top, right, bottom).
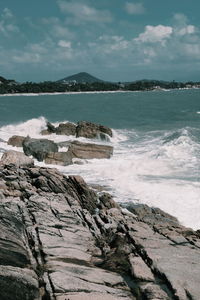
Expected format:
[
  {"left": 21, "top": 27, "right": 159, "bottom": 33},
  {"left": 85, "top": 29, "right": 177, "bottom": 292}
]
[
  {"left": 47, "top": 121, "right": 56, "bottom": 133},
  {"left": 76, "top": 121, "right": 112, "bottom": 140},
  {"left": 7, "top": 135, "right": 25, "bottom": 147},
  {"left": 23, "top": 137, "right": 58, "bottom": 161},
  {"left": 0, "top": 150, "right": 34, "bottom": 167},
  {"left": 0, "top": 164, "right": 200, "bottom": 299},
  {"left": 56, "top": 122, "right": 76, "bottom": 135},
  {"left": 68, "top": 141, "right": 113, "bottom": 159},
  {"left": 41, "top": 121, "right": 56, "bottom": 135},
  {"left": 45, "top": 151, "right": 72, "bottom": 166}
]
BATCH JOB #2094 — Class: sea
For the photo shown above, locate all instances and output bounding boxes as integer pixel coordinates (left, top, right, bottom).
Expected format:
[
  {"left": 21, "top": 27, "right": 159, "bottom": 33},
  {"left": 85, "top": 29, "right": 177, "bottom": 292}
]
[{"left": 0, "top": 89, "right": 200, "bottom": 230}]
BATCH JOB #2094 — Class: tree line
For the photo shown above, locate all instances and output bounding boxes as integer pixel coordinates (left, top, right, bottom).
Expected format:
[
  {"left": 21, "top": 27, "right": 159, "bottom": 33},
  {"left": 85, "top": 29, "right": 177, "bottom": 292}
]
[{"left": 0, "top": 79, "right": 199, "bottom": 94}]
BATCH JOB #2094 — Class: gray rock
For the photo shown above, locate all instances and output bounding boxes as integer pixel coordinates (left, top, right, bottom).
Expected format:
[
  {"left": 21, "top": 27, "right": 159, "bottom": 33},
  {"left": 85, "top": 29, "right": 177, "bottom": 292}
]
[
  {"left": 1, "top": 164, "right": 200, "bottom": 299},
  {"left": 76, "top": 121, "right": 112, "bottom": 140},
  {"left": 23, "top": 137, "right": 58, "bottom": 161},
  {"left": 0, "top": 266, "right": 39, "bottom": 300},
  {"left": 129, "top": 254, "right": 154, "bottom": 281},
  {"left": 68, "top": 141, "right": 113, "bottom": 159},
  {"left": 0, "top": 150, "right": 34, "bottom": 167},
  {"left": 56, "top": 122, "right": 76, "bottom": 135},
  {"left": 7, "top": 135, "right": 25, "bottom": 147}
]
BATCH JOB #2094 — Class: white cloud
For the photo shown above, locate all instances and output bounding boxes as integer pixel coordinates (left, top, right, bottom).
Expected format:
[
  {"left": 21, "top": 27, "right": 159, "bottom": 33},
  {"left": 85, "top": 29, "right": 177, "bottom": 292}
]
[
  {"left": 13, "top": 52, "right": 41, "bottom": 63},
  {"left": 42, "top": 17, "right": 74, "bottom": 39},
  {"left": 58, "top": 40, "right": 71, "bottom": 48},
  {"left": 125, "top": 2, "right": 145, "bottom": 15},
  {"left": 135, "top": 25, "right": 173, "bottom": 44},
  {"left": 57, "top": 1, "right": 112, "bottom": 23},
  {"left": 2, "top": 8, "right": 13, "bottom": 19},
  {"left": 0, "top": 8, "right": 20, "bottom": 36},
  {"left": 177, "top": 25, "right": 195, "bottom": 36}
]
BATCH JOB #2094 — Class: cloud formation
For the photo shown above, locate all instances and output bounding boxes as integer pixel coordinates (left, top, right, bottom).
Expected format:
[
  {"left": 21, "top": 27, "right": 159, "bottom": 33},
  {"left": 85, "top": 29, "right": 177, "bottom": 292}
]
[
  {"left": 125, "top": 2, "right": 145, "bottom": 15},
  {"left": 57, "top": 1, "right": 113, "bottom": 23},
  {"left": 135, "top": 25, "right": 173, "bottom": 44},
  {"left": 0, "top": 3, "right": 200, "bottom": 82}
]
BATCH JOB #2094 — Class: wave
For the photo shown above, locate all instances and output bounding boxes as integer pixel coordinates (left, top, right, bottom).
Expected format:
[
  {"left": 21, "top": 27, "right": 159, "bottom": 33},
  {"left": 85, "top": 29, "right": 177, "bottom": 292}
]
[{"left": 0, "top": 118, "right": 200, "bottom": 229}]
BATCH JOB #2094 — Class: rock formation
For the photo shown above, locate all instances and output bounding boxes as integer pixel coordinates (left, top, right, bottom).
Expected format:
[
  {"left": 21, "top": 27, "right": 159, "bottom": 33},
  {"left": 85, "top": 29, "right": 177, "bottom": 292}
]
[
  {"left": 0, "top": 155, "right": 200, "bottom": 299},
  {"left": 41, "top": 120, "right": 112, "bottom": 141},
  {"left": 76, "top": 121, "right": 112, "bottom": 140},
  {"left": 23, "top": 137, "right": 58, "bottom": 161}
]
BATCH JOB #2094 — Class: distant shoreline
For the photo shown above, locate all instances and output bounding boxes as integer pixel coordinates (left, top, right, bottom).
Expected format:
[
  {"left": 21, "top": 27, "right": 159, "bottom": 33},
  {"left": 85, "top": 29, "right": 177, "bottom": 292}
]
[{"left": 0, "top": 87, "right": 199, "bottom": 97}]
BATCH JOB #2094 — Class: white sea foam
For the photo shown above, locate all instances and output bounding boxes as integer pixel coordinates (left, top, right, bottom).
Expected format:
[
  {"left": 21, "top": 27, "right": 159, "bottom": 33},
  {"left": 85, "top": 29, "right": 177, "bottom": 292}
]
[{"left": 0, "top": 118, "right": 200, "bottom": 229}]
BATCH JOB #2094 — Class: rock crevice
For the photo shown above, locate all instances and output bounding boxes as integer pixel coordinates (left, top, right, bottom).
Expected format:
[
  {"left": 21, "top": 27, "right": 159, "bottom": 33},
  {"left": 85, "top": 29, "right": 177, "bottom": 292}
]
[{"left": 0, "top": 164, "right": 200, "bottom": 299}]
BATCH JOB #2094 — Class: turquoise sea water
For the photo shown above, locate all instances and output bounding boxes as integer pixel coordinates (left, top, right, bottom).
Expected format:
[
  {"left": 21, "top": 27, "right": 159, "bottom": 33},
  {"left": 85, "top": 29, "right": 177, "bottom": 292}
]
[{"left": 0, "top": 89, "right": 200, "bottom": 229}]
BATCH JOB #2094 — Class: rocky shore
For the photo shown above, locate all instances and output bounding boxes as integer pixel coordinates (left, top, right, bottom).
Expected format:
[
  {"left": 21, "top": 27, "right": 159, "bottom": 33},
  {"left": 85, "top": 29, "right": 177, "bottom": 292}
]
[{"left": 0, "top": 151, "right": 200, "bottom": 300}]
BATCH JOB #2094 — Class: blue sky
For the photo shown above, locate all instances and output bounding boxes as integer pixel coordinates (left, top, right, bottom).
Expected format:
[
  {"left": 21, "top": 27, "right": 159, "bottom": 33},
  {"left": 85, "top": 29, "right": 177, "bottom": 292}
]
[{"left": 0, "top": 0, "right": 200, "bottom": 82}]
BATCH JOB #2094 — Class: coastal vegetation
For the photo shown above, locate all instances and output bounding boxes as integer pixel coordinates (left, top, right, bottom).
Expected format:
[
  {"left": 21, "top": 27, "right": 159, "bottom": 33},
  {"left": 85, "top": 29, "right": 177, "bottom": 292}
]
[{"left": 0, "top": 73, "right": 199, "bottom": 94}]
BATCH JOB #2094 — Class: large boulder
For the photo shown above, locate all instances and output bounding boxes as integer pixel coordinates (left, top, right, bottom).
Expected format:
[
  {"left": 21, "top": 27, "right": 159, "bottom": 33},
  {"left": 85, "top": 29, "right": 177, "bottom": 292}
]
[
  {"left": 45, "top": 151, "right": 72, "bottom": 166},
  {"left": 56, "top": 122, "right": 76, "bottom": 135},
  {"left": 22, "top": 137, "right": 58, "bottom": 161},
  {"left": 68, "top": 141, "right": 113, "bottom": 159},
  {"left": 7, "top": 135, "right": 25, "bottom": 147},
  {"left": 0, "top": 150, "right": 34, "bottom": 167},
  {"left": 76, "top": 121, "right": 113, "bottom": 140}
]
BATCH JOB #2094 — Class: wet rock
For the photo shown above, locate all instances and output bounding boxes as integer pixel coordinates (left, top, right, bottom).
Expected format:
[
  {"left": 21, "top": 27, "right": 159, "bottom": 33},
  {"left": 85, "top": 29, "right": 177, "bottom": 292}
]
[
  {"left": 7, "top": 135, "right": 25, "bottom": 147},
  {"left": 56, "top": 122, "right": 76, "bottom": 135},
  {"left": 0, "top": 150, "right": 34, "bottom": 167},
  {"left": 45, "top": 151, "right": 73, "bottom": 166},
  {"left": 47, "top": 121, "right": 56, "bottom": 133},
  {"left": 76, "top": 121, "right": 112, "bottom": 140},
  {"left": 68, "top": 141, "right": 113, "bottom": 159},
  {"left": 23, "top": 137, "right": 58, "bottom": 161}
]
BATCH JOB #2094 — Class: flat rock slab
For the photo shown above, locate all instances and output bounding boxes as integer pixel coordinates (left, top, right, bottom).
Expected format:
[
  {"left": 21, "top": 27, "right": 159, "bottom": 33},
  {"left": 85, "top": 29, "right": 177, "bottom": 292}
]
[
  {"left": 68, "top": 141, "right": 113, "bottom": 159},
  {"left": 45, "top": 151, "right": 72, "bottom": 166}
]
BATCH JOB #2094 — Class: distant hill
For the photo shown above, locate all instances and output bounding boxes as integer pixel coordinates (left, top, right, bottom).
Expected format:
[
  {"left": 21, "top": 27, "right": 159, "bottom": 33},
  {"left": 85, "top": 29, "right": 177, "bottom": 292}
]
[
  {"left": 58, "top": 72, "right": 104, "bottom": 83},
  {"left": 0, "top": 75, "right": 17, "bottom": 85},
  {"left": 0, "top": 76, "right": 10, "bottom": 84}
]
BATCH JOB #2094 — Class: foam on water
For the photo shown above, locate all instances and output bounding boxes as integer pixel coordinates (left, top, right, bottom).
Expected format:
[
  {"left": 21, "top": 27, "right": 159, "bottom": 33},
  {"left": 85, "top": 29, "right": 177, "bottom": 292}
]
[{"left": 0, "top": 117, "right": 200, "bottom": 229}]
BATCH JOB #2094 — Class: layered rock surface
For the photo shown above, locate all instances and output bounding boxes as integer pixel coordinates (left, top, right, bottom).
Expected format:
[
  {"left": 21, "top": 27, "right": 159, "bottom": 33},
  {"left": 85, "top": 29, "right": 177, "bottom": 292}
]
[{"left": 0, "top": 162, "right": 200, "bottom": 299}]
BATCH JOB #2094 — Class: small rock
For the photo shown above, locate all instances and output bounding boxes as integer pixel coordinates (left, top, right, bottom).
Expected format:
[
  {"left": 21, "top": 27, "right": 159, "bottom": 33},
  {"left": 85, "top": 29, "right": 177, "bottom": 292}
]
[{"left": 7, "top": 135, "right": 25, "bottom": 147}]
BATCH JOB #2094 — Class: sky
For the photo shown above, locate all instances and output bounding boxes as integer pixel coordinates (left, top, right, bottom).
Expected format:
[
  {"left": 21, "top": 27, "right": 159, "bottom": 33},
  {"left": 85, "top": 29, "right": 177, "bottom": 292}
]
[{"left": 0, "top": 0, "right": 200, "bottom": 82}]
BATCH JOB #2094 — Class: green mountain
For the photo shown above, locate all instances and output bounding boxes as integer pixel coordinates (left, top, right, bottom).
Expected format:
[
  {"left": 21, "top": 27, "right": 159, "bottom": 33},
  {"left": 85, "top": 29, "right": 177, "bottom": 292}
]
[{"left": 58, "top": 72, "right": 103, "bottom": 83}]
